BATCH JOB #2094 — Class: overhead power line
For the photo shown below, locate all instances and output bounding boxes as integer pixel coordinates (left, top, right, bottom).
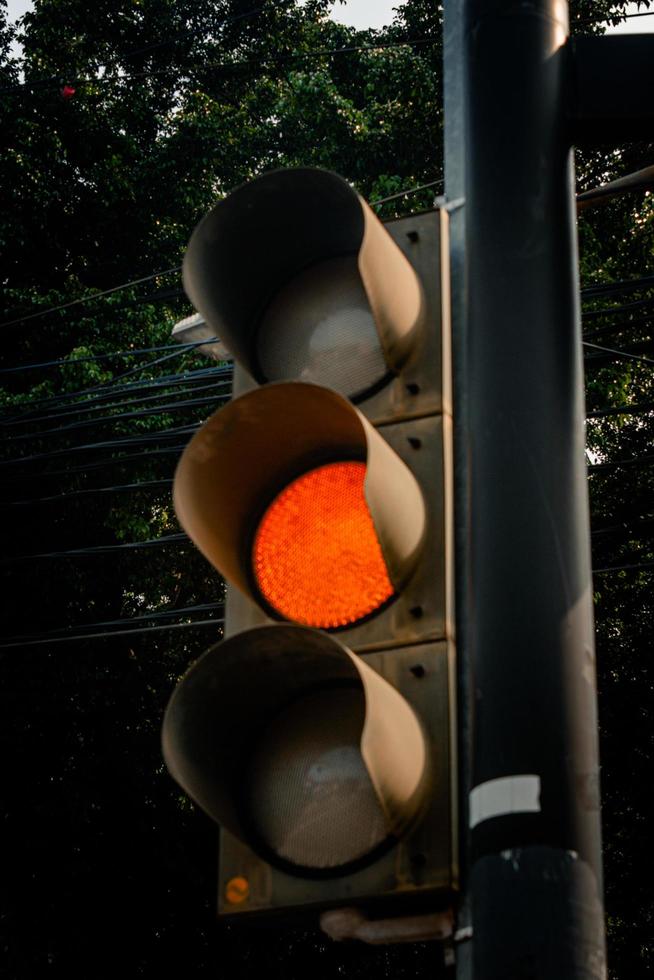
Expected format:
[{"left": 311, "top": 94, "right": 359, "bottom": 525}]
[
  {"left": 0, "top": 178, "right": 443, "bottom": 333},
  {"left": 5, "top": 395, "right": 651, "bottom": 468},
  {"left": 583, "top": 312, "right": 654, "bottom": 343},
  {"left": 583, "top": 340, "right": 654, "bottom": 369},
  {"left": 5, "top": 443, "right": 650, "bottom": 494},
  {"left": 0, "top": 337, "right": 209, "bottom": 376},
  {"left": 0, "top": 266, "right": 181, "bottom": 330},
  {"left": 0, "top": 553, "right": 646, "bottom": 650},
  {"left": 3, "top": 260, "right": 646, "bottom": 344},
  {"left": 580, "top": 274, "right": 654, "bottom": 300},
  {"left": 4, "top": 532, "right": 188, "bottom": 562},
  {"left": 2, "top": 205, "right": 648, "bottom": 338},
  {"left": 582, "top": 294, "right": 654, "bottom": 321},
  {"left": 372, "top": 179, "right": 443, "bottom": 206},
  {"left": 0, "top": 371, "right": 229, "bottom": 429},
  {"left": 587, "top": 401, "right": 654, "bottom": 420},
  {"left": 8, "top": 453, "right": 654, "bottom": 499},
  {"left": 23, "top": 443, "right": 190, "bottom": 479},
  {"left": 8, "top": 501, "right": 654, "bottom": 561},
  {"left": 0, "top": 607, "right": 224, "bottom": 647},
  {"left": 0, "top": 421, "right": 203, "bottom": 468},
  {"left": 0, "top": 618, "right": 225, "bottom": 649},
  {"left": 4, "top": 37, "right": 438, "bottom": 95},
  {"left": 7, "top": 5, "right": 654, "bottom": 96},
  {"left": 592, "top": 560, "right": 654, "bottom": 576},
  {"left": 3, "top": 479, "right": 174, "bottom": 507},
  {"left": 0, "top": 601, "right": 224, "bottom": 642},
  {"left": 0, "top": 364, "right": 225, "bottom": 423},
  {"left": 0, "top": 357, "right": 222, "bottom": 424},
  {"left": 7, "top": 337, "right": 650, "bottom": 446},
  {"left": 591, "top": 515, "right": 654, "bottom": 537},
  {"left": 3, "top": 390, "right": 228, "bottom": 444}
]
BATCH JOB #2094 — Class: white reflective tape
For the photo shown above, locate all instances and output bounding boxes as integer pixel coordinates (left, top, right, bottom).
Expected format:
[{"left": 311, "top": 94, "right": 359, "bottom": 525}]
[{"left": 469, "top": 775, "right": 541, "bottom": 829}]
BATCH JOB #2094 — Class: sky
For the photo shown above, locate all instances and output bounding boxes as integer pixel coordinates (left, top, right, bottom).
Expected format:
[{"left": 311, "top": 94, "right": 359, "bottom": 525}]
[
  {"left": 1, "top": 0, "right": 402, "bottom": 29},
  {"left": 5, "top": 0, "right": 654, "bottom": 35}
]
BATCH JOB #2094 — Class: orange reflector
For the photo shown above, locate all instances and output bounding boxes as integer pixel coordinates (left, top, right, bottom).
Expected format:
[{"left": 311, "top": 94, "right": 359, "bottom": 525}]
[
  {"left": 224, "top": 876, "right": 250, "bottom": 905},
  {"left": 252, "top": 461, "right": 394, "bottom": 629}
]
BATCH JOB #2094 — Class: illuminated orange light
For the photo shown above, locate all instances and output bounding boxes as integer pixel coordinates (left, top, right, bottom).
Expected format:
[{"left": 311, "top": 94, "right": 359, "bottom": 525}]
[{"left": 252, "top": 461, "right": 394, "bottom": 629}]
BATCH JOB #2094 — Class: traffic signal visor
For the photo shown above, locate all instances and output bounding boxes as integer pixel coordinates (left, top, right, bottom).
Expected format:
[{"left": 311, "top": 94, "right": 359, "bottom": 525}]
[
  {"left": 182, "top": 168, "right": 425, "bottom": 402},
  {"left": 173, "top": 383, "right": 426, "bottom": 630},
  {"left": 162, "top": 625, "right": 432, "bottom": 875}
]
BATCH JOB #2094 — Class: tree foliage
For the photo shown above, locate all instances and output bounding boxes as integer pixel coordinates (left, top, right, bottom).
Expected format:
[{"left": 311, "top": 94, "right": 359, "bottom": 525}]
[{"left": 1, "top": 0, "right": 653, "bottom": 976}]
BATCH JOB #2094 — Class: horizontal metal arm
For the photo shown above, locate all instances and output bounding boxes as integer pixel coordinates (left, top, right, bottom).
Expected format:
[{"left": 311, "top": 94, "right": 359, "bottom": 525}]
[{"left": 569, "top": 34, "right": 654, "bottom": 145}]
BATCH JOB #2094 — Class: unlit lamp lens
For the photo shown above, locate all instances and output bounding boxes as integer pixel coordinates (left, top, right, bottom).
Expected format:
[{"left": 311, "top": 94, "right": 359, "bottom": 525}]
[
  {"left": 246, "top": 687, "right": 390, "bottom": 871},
  {"left": 255, "top": 256, "right": 390, "bottom": 401},
  {"left": 252, "top": 461, "right": 394, "bottom": 629}
]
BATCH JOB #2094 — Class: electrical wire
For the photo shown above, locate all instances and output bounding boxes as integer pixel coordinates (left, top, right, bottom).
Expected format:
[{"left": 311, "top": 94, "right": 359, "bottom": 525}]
[
  {"left": 8, "top": 438, "right": 646, "bottom": 488},
  {"left": 582, "top": 295, "right": 654, "bottom": 321},
  {"left": 371, "top": 178, "right": 443, "bottom": 207},
  {"left": 59, "top": 343, "right": 205, "bottom": 395},
  {"left": 0, "top": 422, "right": 204, "bottom": 468},
  {"left": 588, "top": 453, "right": 654, "bottom": 473},
  {"left": 592, "top": 560, "right": 654, "bottom": 576},
  {"left": 4, "top": 37, "right": 439, "bottom": 95},
  {"left": 583, "top": 312, "right": 654, "bottom": 342},
  {"left": 591, "top": 516, "right": 654, "bottom": 537},
  {"left": 1, "top": 177, "right": 443, "bottom": 336},
  {"left": 583, "top": 340, "right": 654, "bottom": 369},
  {"left": 1, "top": 289, "right": 185, "bottom": 366},
  {"left": 0, "top": 601, "right": 225, "bottom": 640},
  {"left": 1, "top": 365, "right": 226, "bottom": 424},
  {"left": 0, "top": 618, "right": 225, "bottom": 649},
  {"left": 0, "top": 336, "right": 213, "bottom": 376},
  {"left": 4, "top": 263, "right": 648, "bottom": 350},
  {"left": 3, "top": 554, "right": 651, "bottom": 648},
  {"left": 0, "top": 351, "right": 205, "bottom": 418},
  {"left": 9, "top": 0, "right": 649, "bottom": 92},
  {"left": 3, "top": 532, "right": 188, "bottom": 562},
  {"left": 587, "top": 402, "right": 654, "bottom": 420},
  {"left": 28, "top": 443, "right": 190, "bottom": 479},
  {"left": 8, "top": 494, "right": 653, "bottom": 559},
  {"left": 3, "top": 389, "right": 228, "bottom": 444},
  {"left": 8, "top": 450, "right": 654, "bottom": 493},
  {"left": 11, "top": 6, "right": 654, "bottom": 98},
  {"left": 0, "top": 361, "right": 225, "bottom": 423},
  {"left": 5, "top": 393, "right": 651, "bottom": 467},
  {"left": 3, "top": 479, "right": 173, "bottom": 507},
  {"left": 580, "top": 274, "right": 654, "bottom": 300},
  {"left": 4, "top": 480, "right": 173, "bottom": 506},
  {"left": 11, "top": 326, "right": 650, "bottom": 441},
  {"left": 0, "top": 267, "right": 181, "bottom": 329},
  {"left": 1, "top": 371, "right": 230, "bottom": 430}
]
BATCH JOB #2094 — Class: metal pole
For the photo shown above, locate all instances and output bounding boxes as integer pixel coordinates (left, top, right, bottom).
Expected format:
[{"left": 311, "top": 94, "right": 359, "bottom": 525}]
[
  {"left": 442, "top": 2, "right": 473, "bottom": 977},
  {"left": 462, "top": 1, "right": 606, "bottom": 976}
]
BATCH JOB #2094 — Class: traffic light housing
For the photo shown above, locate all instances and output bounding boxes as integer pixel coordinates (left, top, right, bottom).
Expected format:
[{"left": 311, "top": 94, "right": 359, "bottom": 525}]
[{"left": 162, "top": 169, "right": 456, "bottom": 929}]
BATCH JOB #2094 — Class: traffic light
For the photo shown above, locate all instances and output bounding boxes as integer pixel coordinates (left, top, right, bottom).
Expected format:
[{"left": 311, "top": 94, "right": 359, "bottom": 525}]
[{"left": 162, "top": 168, "right": 456, "bottom": 932}]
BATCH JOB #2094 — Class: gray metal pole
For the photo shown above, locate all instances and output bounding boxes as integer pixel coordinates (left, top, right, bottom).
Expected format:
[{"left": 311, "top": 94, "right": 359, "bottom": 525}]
[
  {"left": 442, "top": 2, "right": 473, "bottom": 977},
  {"left": 461, "top": 1, "right": 606, "bottom": 976}
]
